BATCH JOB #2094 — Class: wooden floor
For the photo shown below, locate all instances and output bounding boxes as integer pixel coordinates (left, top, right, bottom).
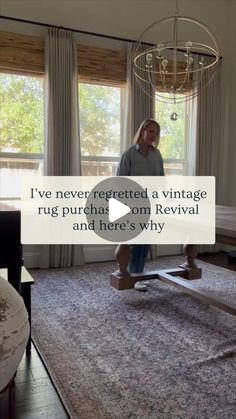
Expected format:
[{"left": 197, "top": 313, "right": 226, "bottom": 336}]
[
  {"left": 0, "top": 251, "right": 235, "bottom": 419},
  {"left": 0, "top": 344, "right": 69, "bottom": 419}
]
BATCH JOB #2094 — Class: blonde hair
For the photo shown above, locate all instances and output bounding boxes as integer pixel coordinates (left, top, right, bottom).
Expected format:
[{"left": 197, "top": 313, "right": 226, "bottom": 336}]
[{"left": 133, "top": 118, "right": 161, "bottom": 147}]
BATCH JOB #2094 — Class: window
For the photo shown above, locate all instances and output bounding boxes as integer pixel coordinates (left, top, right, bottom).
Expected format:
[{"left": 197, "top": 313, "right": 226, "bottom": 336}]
[
  {"left": 155, "top": 94, "right": 188, "bottom": 175},
  {"left": 0, "top": 73, "right": 44, "bottom": 198},
  {"left": 79, "top": 82, "right": 123, "bottom": 176}
]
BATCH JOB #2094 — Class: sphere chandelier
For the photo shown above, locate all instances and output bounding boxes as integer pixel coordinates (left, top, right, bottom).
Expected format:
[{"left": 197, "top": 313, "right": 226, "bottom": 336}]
[{"left": 133, "top": 1, "right": 220, "bottom": 106}]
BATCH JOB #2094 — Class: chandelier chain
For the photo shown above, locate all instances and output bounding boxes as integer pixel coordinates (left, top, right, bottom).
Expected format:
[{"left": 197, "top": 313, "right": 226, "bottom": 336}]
[{"left": 175, "top": 0, "right": 179, "bottom": 15}]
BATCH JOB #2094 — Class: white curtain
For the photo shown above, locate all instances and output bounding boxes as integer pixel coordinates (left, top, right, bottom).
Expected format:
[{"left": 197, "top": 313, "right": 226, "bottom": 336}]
[
  {"left": 122, "top": 43, "right": 158, "bottom": 259},
  {"left": 196, "top": 59, "right": 223, "bottom": 253},
  {"left": 43, "top": 27, "right": 84, "bottom": 267},
  {"left": 122, "top": 43, "right": 155, "bottom": 150}
]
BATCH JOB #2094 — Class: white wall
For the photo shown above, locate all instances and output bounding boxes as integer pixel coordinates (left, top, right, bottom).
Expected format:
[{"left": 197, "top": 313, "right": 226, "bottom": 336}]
[{"left": 1, "top": 1, "right": 235, "bottom": 204}]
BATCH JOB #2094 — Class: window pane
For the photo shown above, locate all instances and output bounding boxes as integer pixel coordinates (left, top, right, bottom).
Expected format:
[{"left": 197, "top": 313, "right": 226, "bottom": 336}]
[
  {"left": 79, "top": 83, "right": 121, "bottom": 158},
  {"left": 155, "top": 94, "right": 186, "bottom": 160},
  {"left": 164, "top": 161, "right": 186, "bottom": 176},
  {"left": 81, "top": 160, "right": 118, "bottom": 176},
  {"left": 0, "top": 73, "right": 44, "bottom": 198},
  {"left": 0, "top": 157, "right": 43, "bottom": 198},
  {"left": 0, "top": 73, "right": 44, "bottom": 153}
]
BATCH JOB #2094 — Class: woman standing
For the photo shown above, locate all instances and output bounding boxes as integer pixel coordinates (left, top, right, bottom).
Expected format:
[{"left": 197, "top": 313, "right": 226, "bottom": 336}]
[{"left": 116, "top": 118, "right": 165, "bottom": 289}]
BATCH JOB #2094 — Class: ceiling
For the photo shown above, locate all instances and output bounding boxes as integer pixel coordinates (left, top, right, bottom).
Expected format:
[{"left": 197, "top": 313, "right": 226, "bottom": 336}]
[{"left": 0, "top": 0, "right": 233, "bottom": 45}]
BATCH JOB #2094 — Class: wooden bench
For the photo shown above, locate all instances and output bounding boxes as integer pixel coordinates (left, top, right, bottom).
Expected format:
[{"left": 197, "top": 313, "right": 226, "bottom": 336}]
[{"left": 0, "top": 267, "right": 34, "bottom": 353}]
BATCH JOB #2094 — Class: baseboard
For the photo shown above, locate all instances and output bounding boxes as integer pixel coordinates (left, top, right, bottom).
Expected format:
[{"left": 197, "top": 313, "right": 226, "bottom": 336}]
[
  {"left": 23, "top": 251, "right": 41, "bottom": 268},
  {"left": 155, "top": 245, "right": 183, "bottom": 257},
  {"left": 23, "top": 245, "right": 183, "bottom": 267},
  {"left": 84, "top": 245, "right": 116, "bottom": 263}
]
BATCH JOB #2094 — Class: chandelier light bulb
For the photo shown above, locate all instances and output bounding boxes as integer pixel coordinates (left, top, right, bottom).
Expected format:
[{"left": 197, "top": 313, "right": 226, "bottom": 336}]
[
  {"left": 157, "top": 43, "right": 164, "bottom": 51},
  {"left": 185, "top": 41, "right": 193, "bottom": 49},
  {"left": 162, "top": 59, "right": 168, "bottom": 69},
  {"left": 199, "top": 56, "right": 205, "bottom": 66},
  {"left": 146, "top": 53, "right": 153, "bottom": 64}
]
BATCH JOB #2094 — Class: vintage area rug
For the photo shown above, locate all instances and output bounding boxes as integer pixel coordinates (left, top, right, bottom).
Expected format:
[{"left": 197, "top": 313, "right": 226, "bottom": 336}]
[{"left": 31, "top": 256, "right": 236, "bottom": 419}]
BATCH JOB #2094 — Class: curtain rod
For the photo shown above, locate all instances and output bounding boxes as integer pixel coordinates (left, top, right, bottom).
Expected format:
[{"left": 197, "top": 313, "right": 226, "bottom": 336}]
[
  {"left": 0, "top": 15, "right": 136, "bottom": 44},
  {"left": 0, "top": 14, "right": 221, "bottom": 59}
]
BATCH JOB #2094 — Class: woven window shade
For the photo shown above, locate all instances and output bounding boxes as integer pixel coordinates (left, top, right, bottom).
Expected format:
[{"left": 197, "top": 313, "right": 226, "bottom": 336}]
[
  {"left": 77, "top": 44, "right": 126, "bottom": 86},
  {"left": 0, "top": 31, "right": 44, "bottom": 75},
  {"left": 0, "top": 31, "right": 190, "bottom": 90},
  {"left": 0, "top": 31, "right": 126, "bottom": 85}
]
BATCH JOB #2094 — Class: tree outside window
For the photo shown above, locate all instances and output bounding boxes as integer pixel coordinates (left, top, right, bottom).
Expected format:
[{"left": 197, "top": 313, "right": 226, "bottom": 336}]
[
  {"left": 0, "top": 74, "right": 44, "bottom": 153},
  {"left": 155, "top": 94, "right": 187, "bottom": 174}
]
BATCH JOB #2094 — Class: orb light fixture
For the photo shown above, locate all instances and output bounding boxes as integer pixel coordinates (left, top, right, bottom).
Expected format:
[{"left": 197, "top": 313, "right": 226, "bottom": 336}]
[{"left": 133, "top": 0, "right": 220, "bottom": 107}]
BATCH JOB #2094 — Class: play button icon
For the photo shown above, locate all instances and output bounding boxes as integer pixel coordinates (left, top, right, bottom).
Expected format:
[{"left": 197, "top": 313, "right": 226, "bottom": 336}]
[
  {"left": 109, "top": 198, "right": 131, "bottom": 222},
  {"left": 85, "top": 177, "right": 151, "bottom": 242}
]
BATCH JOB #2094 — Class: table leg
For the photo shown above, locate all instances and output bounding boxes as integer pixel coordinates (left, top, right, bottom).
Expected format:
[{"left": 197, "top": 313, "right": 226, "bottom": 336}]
[
  {"left": 8, "top": 265, "right": 22, "bottom": 294},
  {"left": 21, "top": 283, "right": 31, "bottom": 353},
  {"left": 110, "top": 244, "right": 136, "bottom": 290},
  {"left": 179, "top": 244, "right": 202, "bottom": 279}
]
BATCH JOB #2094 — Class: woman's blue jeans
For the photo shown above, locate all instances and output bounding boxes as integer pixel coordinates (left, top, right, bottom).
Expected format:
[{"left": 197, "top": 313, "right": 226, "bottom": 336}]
[{"left": 128, "top": 245, "right": 150, "bottom": 273}]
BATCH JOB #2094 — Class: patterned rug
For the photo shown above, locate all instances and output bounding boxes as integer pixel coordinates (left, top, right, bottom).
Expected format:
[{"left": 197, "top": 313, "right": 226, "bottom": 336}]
[{"left": 31, "top": 256, "right": 236, "bottom": 419}]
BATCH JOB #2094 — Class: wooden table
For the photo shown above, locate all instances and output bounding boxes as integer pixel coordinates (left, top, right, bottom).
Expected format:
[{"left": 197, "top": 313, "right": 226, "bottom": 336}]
[{"left": 110, "top": 205, "right": 236, "bottom": 316}]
